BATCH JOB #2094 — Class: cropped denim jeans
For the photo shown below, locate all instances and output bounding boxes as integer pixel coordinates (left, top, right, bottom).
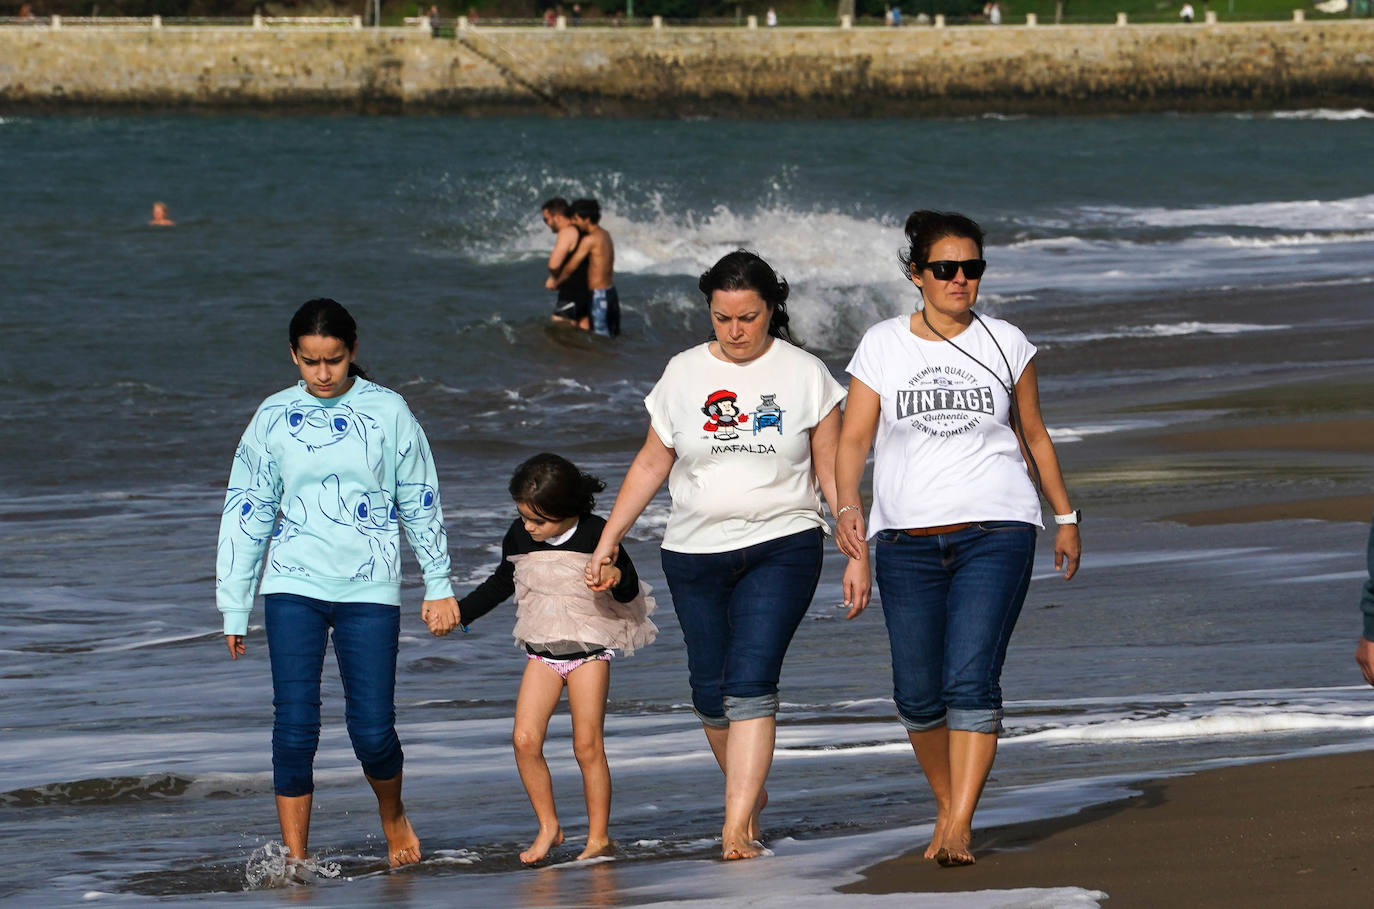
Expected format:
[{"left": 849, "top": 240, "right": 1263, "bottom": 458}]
[
  {"left": 874, "top": 522, "right": 1036, "bottom": 735},
  {"left": 661, "top": 528, "right": 823, "bottom": 727},
  {"left": 264, "top": 593, "right": 403, "bottom": 797}
]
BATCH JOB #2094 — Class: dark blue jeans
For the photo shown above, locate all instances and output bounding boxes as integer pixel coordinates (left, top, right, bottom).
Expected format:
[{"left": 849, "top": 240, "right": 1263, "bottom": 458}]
[
  {"left": 264, "top": 593, "right": 403, "bottom": 797},
  {"left": 661, "top": 528, "right": 823, "bottom": 726},
  {"left": 874, "top": 522, "right": 1036, "bottom": 734}
]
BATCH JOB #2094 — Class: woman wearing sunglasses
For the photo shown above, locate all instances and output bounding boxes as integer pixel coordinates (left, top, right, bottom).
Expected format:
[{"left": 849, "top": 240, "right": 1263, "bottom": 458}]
[{"left": 834, "top": 210, "right": 1080, "bottom": 867}]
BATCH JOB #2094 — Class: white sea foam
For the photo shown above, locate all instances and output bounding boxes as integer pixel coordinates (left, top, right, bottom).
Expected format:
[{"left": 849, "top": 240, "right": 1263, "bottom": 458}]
[
  {"left": 1045, "top": 420, "right": 1167, "bottom": 442},
  {"left": 1038, "top": 321, "right": 1291, "bottom": 344},
  {"left": 1244, "top": 108, "right": 1374, "bottom": 121}
]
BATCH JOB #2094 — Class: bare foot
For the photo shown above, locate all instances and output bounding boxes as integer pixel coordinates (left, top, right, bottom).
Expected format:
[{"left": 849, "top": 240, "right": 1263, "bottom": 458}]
[
  {"left": 576, "top": 836, "right": 616, "bottom": 861},
  {"left": 722, "top": 829, "right": 765, "bottom": 861},
  {"left": 383, "top": 814, "right": 421, "bottom": 867},
  {"left": 519, "top": 825, "right": 564, "bottom": 864},
  {"left": 747, "top": 787, "right": 769, "bottom": 842},
  {"left": 935, "top": 829, "right": 975, "bottom": 867},
  {"left": 924, "top": 815, "right": 949, "bottom": 860}
]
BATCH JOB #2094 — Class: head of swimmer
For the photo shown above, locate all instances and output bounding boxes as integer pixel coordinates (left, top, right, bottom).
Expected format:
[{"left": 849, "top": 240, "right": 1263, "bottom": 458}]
[
  {"left": 289, "top": 298, "right": 368, "bottom": 399},
  {"left": 898, "top": 209, "right": 986, "bottom": 310},
  {"left": 569, "top": 198, "right": 601, "bottom": 233},
  {"left": 541, "top": 197, "right": 572, "bottom": 233},
  {"left": 699, "top": 250, "right": 796, "bottom": 362},
  {"left": 508, "top": 453, "right": 606, "bottom": 542}
]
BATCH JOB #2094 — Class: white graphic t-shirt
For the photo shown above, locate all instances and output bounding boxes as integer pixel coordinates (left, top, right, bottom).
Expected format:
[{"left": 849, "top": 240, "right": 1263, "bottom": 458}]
[
  {"left": 846, "top": 314, "right": 1043, "bottom": 534},
  {"left": 645, "top": 340, "right": 847, "bottom": 553}
]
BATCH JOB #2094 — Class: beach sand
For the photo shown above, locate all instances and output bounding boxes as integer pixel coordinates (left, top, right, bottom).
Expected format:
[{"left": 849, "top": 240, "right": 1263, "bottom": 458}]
[{"left": 844, "top": 749, "right": 1374, "bottom": 908}]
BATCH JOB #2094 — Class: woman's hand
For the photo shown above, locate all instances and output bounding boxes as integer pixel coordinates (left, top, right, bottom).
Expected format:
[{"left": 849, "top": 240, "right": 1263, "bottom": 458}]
[
  {"left": 1054, "top": 525, "right": 1081, "bottom": 580},
  {"left": 422, "top": 597, "right": 462, "bottom": 636},
  {"left": 585, "top": 543, "right": 620, "bottom": 590},
  {"left": 225, "top": 635, "right": 245, "bottom": 660},
  {"left": 841, "top": 555, "right": 871, "bottom": 620},
  {"left": 835, "top": 507, "right": 867, "bottom": 560}
]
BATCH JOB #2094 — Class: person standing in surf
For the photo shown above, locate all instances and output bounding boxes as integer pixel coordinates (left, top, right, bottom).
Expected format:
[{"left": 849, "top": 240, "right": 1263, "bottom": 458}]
[
  {"left": 835, "top": 210, "right": 1080, "bottom": 867},
  {"left": 446, "top": 453, "right": 657, "bottom": 864},
  {"left": 542, "top": 198, "right": 592, "bottom": 331},
  {"left": 585, "top": 250, "right": 870, "bottom": 860},
  {"left": 551, "top": 199, "right": 620, "bottom": 337},
  {"left": 216, "top": 298, "right": 462, "bottom": 870}
]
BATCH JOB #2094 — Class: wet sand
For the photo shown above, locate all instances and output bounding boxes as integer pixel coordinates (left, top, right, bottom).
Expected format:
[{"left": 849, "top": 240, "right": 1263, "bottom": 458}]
[{"left": 843, "top": 749, "right": 1374, "bottom": 908}]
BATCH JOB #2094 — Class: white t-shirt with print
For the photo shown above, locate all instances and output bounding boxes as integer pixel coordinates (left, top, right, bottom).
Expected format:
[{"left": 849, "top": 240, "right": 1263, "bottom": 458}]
[
  {"left": 846, "top": 314, "right": 1043, "bottom": 534},
  {"left": 646, "top": 340, "right": 847, "bottom": 553}
]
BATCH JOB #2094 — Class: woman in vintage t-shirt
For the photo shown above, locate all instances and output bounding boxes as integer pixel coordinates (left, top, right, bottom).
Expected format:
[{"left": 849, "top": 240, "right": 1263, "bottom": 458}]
[
  {"left": 586, "top": 250, "right": 870, "bottom": 860},
  {"left": 835, "top": 211, "right": 1081, "bottom": 868}
]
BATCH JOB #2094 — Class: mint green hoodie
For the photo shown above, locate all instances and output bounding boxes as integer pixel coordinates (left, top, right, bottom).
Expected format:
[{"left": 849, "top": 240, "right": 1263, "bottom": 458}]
[{"left": 215, "top": 378, "right": 454, "bottom": 635}]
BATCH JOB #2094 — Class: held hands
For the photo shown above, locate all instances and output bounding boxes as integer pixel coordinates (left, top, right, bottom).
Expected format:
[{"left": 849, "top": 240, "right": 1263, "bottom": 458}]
[
  {"left": 1054, "top": 525, "right": 1081, "bottom": 580},
  {"left": 422, "top": 596, "right": 462, "bottom": 636},
  {"left": 835, "top": 507, "right": 867, "bottom": 560},
  {"left": 584, "top": 543, "right": 620, "bottom": 591},
  {"left": 225, "top": 634, "right": 245, "bottom": 659}
]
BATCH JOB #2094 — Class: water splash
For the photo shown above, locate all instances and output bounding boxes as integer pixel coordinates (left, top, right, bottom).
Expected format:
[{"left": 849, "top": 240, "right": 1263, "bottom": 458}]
[{"left": 243, "top": 842, "right": 342, "bottom": 890}]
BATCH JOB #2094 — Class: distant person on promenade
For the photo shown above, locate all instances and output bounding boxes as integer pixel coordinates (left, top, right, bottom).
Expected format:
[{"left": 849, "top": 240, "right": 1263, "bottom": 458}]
[
  {"left": 216, "top": 298, "right": 461, "bottom": 870},
  {"left": 18, "top": 3, "right": 35, "bottom": 19},
  {"left": 1355, "top": 516, "right": 1374, "bottom": 685},
  {"left": 1180, "top": 2, "right": 1195, "bottom": 21},
  {"left": 891, "top": 5, "right": 903, "bottom": 26},
  {"left": 766, "top": 6, "right": 778, "bottom": 26},
  {"left": 586, "top": 250, "right": 869, "bottom": 860},
  {"left": 986, "top": 1, "right": 1002, "bottom": 24},
  {"left": 835, "top": 210, "right": 1080, "bottom": 868},
  {"left": 149, "top": 201, "right": 174, "bottom": 226},
  {"left": 542, "top": 198, "right": 591, "bottom": 331},
  {"left": 552, "top": 198, "right": 619, "bottom": 337}
]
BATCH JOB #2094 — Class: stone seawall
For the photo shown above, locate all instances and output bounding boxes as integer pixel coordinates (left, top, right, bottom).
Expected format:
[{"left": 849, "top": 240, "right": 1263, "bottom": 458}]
[{"left": 2, "top": 23, "right": 1373, "bottom": 116}]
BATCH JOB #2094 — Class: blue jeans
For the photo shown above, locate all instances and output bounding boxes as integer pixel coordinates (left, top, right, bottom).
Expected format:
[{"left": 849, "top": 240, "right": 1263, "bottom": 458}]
[
  {"left": 264, "top": 593, "right": 403, "bottom": 797},
  {"left": 874, "top": 522, "right": 1036, "bottom": 734},
  {"left": 661, "top": 528, "right": 823, "bottom": 726}
]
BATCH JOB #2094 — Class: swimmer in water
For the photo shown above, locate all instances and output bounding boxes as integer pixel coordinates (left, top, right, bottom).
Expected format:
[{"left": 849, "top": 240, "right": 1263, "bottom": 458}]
[{"left": 149, "top": 202, "right": 175, "bottom": 227}]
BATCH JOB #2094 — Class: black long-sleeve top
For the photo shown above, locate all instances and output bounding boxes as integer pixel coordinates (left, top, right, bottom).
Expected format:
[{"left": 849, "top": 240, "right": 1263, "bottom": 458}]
[{"left": 458, "top": 514, "right": 640, "bottom": 627}]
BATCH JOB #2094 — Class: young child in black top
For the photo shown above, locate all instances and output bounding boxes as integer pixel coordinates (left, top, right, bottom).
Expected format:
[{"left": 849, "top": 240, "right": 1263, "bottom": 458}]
[{"left": 457, "top": 453, "right": 656, "bottom": 863}]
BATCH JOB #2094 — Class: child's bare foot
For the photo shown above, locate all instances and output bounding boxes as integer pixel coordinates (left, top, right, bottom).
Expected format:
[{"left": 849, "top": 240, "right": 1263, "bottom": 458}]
[
  {"left": 576, "top": 836, "right": 616, "bottom": 861},
  {"left": 934, "top": 828, "right": 975, "bottom": 867},
  {"left": 747, "top": 787, "right": 768, "bottom": 842},
  {"left": 383, "top": 814, "right": 421, "bottom": 867},
  {"left": 924, "top": 815, "right": 949, "bottom": 860},
  {"left": 520, "top": 825, "right": 564, "bottom": 864}
]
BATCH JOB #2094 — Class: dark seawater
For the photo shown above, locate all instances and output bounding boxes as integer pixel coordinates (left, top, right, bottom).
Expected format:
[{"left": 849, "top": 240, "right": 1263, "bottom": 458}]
[{"left": 2, "top": 111, "right": 1374, "bottom": 905}]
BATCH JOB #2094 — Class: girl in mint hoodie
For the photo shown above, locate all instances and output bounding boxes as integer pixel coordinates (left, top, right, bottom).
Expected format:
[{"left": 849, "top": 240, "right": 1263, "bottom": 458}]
[{"left": 216, "top": 298, "right": 461, "bottom": 870}]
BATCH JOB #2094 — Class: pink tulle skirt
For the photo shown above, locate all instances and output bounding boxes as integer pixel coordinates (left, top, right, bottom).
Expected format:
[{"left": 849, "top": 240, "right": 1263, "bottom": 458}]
[{"left": 508, "top": 551, "right": 658, "bottom": 657}]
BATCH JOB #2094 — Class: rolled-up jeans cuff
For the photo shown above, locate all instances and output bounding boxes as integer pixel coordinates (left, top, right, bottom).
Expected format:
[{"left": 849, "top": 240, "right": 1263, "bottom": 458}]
[
  {"left": 723, "top": 693, "right": 779, "bottom": 722},
  {"left": 896, "top": 709, "right": 947, "bottom": 733},
  {"left": 694, "top": 707, "right": 730, "bottom": 729},
  {"left": 946, "top": 707, "right": 1003, "bottom": 735}
]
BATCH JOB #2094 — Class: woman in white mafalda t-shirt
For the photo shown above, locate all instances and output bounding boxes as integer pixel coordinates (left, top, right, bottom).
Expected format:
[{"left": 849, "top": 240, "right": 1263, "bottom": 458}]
[
  {"left": 586, "top": 250, "right": 871, "bottom": 861},
  {"left": 834, "top": 210, "right": 1081, "bottom": 868}
]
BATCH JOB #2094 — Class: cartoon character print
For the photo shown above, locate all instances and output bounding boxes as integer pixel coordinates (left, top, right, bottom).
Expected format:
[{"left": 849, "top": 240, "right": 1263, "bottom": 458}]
[
  {"left": 751, "top": 393, "right": 785, "bottom": 436},
  {"left": 222, "top": 442, "right": 280, "bottom": 545},
  {"left": 318, "top": 474, "right": 399, "bottom": 581},
  {"left": 269, "top": 496, "right": 311, "bottom": 575},
  {"left": 253, "top": 399, "right": 384, "bottom": 477},
  {"left": 397, "top": 480, "right": 449, "bottom": 566},
  {"left": 702, "top": 389, "right": 749, "bottom": 440}
]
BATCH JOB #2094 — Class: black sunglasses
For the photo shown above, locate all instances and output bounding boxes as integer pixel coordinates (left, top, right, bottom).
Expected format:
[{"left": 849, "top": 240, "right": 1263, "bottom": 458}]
[{"left": 922, "top": 258, "right": 987, "bottom": 281}]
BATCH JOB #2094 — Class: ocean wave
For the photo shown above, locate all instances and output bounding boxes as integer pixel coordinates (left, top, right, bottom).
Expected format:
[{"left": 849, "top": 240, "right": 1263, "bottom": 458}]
[
  {"left": 1039, "top": 321, "right": 1290, "bottom": 343},
  {"left": 1012, "top": 709, "right": 1374, "bottom": 743},
  {"left": 1, "top": 772, "right": 198, "bottom": 807},
  {"left": 1240, "top": 108, "right": 1374, "bottom": 121}
]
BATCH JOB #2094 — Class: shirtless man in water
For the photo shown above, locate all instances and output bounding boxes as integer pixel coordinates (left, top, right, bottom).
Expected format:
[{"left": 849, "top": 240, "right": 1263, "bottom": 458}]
[
  {"left": 541, "top": 198, "right": 590, "bottom": 330},
  {"left": 552, "top": 198, "right": 619, "bottom": 337}
]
